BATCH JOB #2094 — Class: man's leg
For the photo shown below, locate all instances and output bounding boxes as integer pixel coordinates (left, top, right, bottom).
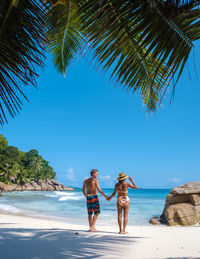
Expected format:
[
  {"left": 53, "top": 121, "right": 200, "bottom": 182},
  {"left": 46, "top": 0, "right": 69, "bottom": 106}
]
[
  {"left": 117, "top": 203, "right": 122, "bottom": 234},
  {"left": 90, "top": 213, "right": 99, "bottom": 231},
  {"left": 122, "top": 204, "right": 129, "bottom": 234},
  {"left": 88, "top": 215, "right": 92, "bottom": 228}
]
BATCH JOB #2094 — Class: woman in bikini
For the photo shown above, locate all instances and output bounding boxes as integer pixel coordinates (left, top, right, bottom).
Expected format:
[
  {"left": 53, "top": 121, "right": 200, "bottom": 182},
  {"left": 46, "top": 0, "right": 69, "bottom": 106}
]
[{"left": 108, "top": 172, "right": 137, "bottom": 234}]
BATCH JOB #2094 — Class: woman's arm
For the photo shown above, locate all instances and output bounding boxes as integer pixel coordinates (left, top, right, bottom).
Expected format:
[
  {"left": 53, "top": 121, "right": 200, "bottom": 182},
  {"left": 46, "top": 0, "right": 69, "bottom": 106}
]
[
  {"left": 128, "top": 177, "right": 137, "bottom": 189},
  {"left": 108, "top": 184, "right": 118, "bottom": 200}
]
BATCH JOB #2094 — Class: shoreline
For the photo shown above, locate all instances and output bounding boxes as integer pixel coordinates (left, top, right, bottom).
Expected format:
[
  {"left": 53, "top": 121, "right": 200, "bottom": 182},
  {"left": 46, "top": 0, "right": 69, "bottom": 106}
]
[
  {"left": 0, "top": 188, "right": 169, "bottom": 227},
  {"left": 0, "top": 212, "right": 199, "bottom": 259}
]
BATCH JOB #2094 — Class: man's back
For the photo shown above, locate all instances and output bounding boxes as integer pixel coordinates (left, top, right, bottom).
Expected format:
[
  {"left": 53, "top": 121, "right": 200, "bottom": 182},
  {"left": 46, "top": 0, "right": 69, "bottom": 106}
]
[{"left": 84, "top": 177, "right": 97, "bottom": 195}]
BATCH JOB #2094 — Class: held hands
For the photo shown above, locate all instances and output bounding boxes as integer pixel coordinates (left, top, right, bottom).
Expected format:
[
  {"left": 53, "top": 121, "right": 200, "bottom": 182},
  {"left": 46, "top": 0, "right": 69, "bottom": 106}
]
[
  {"left": 106, "top": 196, "right": 111, "bottom": 201},
  {"left": 105, "top": 196, "right": 109, "bottom": 201}
]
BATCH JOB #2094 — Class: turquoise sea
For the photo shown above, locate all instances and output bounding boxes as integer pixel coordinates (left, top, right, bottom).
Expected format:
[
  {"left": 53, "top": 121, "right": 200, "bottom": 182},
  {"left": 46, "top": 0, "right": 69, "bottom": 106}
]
[{"left": 0, "top": 189, "right": 170, "bottom": 226}]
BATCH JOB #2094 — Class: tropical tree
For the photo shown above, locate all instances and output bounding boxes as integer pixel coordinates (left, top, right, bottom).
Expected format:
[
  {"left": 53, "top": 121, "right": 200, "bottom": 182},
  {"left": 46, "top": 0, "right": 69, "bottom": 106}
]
[
  {"left": 29, "top": 157, "right": 43, "bottom": 181},
  {"left": 0, "top": 144, "right": 21, "bottom": 172},
  {"left": 21, "top": 149, "right": 40, "bottom": 168},
  {"left": 0, "top": 135, "right": 8, "bottom": 147},
  {"left": 1, "top": 0, "right": 200, "bottom": 124},
  {"left": 0, "top": 135, "right": 57, "bottom": 183},
  {"left": 43, "top": 167, "right": 56, "bottom": 180},
  {"left": 12, "top": 163, "right": 29, "bottom": 184},
  {"left": 0, "top": 163, "right": 17, "bottom": 183}
]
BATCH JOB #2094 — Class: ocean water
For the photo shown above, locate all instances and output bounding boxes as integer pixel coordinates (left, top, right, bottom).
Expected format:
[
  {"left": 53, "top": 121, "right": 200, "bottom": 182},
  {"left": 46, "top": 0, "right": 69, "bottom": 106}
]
[{"left": 0, "top": 189, "right": 170, "bottom": 226}]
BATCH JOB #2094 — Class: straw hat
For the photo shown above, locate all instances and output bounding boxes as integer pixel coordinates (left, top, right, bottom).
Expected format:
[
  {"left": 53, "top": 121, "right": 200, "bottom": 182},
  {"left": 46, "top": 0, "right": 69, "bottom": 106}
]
[{"left": 117, "top": 172, "right": 128, "bottom": 181}]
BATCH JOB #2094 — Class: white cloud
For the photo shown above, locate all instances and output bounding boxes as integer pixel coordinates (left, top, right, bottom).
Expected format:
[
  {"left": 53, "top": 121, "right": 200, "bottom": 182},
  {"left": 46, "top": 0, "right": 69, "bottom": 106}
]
[
  {"left": 170, "top": 177, "right": 181, "bottom": 183},
  {"left": 66, "top": 167, "right": 75, "bottom": 182},
  {"left": 99, "top": 175, "right": 111, "bottom": 180},
  {"left": 98, "top": 175, "right": 116, "bottom": 187}
]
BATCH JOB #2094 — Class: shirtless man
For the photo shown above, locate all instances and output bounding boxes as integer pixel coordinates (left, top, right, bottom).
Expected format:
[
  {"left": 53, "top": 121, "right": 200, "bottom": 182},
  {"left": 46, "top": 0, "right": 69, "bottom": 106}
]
[
  {"left": 108, "top": 172, "right": 137, "bottom": 234},
  {"left": 82, "top": 169, "right": 108, "bottom": 231}
]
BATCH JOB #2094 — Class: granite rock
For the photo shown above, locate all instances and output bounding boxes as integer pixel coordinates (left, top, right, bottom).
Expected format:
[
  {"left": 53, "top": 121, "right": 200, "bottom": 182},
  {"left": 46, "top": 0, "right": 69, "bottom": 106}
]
[
  {"left": 149, "top": 217, "right": 161, "bottom": 225},
  {"left": 0, "top": 180, "right": 74, "bottom": 192},
  {"left": 160, "top": 182, "right": 200, "bottom": 226},
  {"left": 170, "top": 182, "right": 200, "bottom": 195}
]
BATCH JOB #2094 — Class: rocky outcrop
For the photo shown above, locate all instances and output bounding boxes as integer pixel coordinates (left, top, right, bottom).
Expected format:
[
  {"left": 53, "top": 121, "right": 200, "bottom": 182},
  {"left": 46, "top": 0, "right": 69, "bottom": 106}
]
[
  {"left": 150, "top": 182, "right": 200, "bottom": 226},
  {"left": 0, "top": 179, "right": 74, "bottom": 192},
  {"left": 149, "top": 217, "right": 161, "bottom": 225}
]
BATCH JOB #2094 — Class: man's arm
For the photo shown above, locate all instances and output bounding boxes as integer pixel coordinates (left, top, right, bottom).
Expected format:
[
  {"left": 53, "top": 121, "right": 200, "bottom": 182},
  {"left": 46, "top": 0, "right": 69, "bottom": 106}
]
[
  {"left": 82, "top": 180, "right": 87, "bottom": 198},
  {"left": 108, "top": 184, "right": 117, "bottom": 201},
  {"left": 96, "top": 180, "right": 107, "bottom": 199},
  {"left": 128, "top": 176, "right": 137, "bottom": 189}
]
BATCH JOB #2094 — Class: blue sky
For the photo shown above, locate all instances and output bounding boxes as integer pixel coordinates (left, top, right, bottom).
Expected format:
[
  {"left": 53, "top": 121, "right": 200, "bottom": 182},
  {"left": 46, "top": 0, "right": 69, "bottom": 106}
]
[{"left": 1, "top": 48, "right": 200, "bottom": 188}]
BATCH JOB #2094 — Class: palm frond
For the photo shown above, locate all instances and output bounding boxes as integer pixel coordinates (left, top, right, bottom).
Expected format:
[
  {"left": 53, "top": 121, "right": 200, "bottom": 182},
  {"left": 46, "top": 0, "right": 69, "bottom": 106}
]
[
  {"left": 46, "top": 0, "right": 85, "bottom": 74},
  {"left": 79, "top": 0, "right": 173, "bottom": 111},
  {"left": 0, "top": 0, "right": 46, "bottom": 125},
  {"left": 77, "top": 0, "right": 200, "bottom": 110},
  {"left": 125, "top": 0, "right": 200, "bottom": 92}
]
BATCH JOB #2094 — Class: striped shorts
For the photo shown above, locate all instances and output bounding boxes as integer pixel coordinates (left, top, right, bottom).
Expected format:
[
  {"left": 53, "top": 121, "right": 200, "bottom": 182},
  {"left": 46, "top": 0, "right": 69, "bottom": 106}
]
[{"left": 87, "top": 195, "right": 100, "bottom": 215}]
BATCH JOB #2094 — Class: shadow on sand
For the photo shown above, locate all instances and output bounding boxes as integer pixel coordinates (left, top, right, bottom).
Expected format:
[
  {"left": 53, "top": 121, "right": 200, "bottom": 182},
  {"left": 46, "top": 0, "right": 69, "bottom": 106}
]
[
  {"left": 0, "top": 227, "right": 141, "bottom": 259},
  {"left": 162, "top": 258, "right": 200, "bottom": 259}
]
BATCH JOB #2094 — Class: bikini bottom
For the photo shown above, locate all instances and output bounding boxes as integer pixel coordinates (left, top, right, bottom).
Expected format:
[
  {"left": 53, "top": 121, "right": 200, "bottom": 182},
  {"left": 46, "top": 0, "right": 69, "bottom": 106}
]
[{"left": 118, "top": 196, "right": 129, "bottom": 207}]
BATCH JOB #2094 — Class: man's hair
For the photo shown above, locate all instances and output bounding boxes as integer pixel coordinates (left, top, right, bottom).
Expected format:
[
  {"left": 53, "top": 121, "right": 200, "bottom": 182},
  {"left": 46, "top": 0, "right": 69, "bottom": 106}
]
[{"left": 90, "top": 169, "right": 98, "bottom": 176}]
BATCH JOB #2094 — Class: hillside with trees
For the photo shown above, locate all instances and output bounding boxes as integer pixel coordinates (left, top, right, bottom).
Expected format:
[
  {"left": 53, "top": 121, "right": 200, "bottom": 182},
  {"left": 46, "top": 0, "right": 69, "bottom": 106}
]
[{"left": 0, "top": 134, "right": 56, "bottom": 184}]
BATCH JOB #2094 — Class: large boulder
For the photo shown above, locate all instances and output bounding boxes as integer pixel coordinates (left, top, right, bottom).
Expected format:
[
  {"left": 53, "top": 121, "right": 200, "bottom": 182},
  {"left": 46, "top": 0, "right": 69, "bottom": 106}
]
[
  {"left": 0, "top": 182, "right": 6, "bottom": 190},
  {"left": 54, "top": 185, "right": 62, "bottom": 191},
  {"left": 24, "top": 183, "right": 34, "bottom": 191},
  {"left": 159, "top": 182, "right": 200, "bottom": 226},
  {"left": 34, "top": 184, "right": 42, "bottom": 191},
  {"left": 50, "top": 179, "right": 59, "bottom": 186},
  {"left": 4, "top": 184, "right": 17, "bottom": 191},
  {"left": 37, "top": 180, "right": 48, "bottom": 191},
  {"left": 46, "top": 179, "right": 54, "bottom": 186},
  {"left": 47, "top": 185, "right": 55, "bottom": 191},
  {"left": 30, "top": 181, "right": 36, "bottom": 187},
  {"left": 149, "top": 217, "right": 161, "bottom": 225},
  {"left": 170, "top": 182, "right": 200, "bottom": 195}
]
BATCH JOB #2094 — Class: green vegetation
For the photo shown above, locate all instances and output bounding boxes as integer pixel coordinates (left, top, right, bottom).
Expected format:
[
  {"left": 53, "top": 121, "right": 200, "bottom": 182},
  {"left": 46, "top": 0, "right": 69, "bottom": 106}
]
[
  {"left": 0, "top": 0, "right": 200, "bottom": 124},
  {"left": 0, "top": 135, "right": 56, "bottom": 184}
]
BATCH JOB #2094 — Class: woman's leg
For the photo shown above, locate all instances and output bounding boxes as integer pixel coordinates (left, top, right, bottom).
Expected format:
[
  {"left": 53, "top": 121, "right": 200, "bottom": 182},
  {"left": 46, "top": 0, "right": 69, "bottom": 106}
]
[
  {"left": 122, "top": 203, "right": 129, "bottom": 234},
  {"left": 117, "top": 203, "right": 122, "bottom": 233}
]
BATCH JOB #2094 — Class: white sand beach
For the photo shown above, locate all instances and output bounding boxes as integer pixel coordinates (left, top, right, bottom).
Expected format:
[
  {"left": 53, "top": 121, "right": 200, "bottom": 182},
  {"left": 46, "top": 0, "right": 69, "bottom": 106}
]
[{"left": 0, "top": 213, "right": 199, "bottom": 259}]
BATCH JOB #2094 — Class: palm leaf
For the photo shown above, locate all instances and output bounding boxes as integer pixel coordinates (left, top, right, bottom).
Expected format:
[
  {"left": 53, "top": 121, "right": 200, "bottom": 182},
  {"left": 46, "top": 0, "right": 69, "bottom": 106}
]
[
  {"left": 79, "top": 0, "right": 174, "bottom": 111},
  {"left": 46, "top": 0, "right": 85, "bottom": 74},
  {"left": 124, "top": 0, "right": 200, "bottom": 95},
  {"left": 46, "top": 0, "right": 200, "bottom": 111},
  {"left": 0, "top": 0, "right": 46, "bottom": 125}
]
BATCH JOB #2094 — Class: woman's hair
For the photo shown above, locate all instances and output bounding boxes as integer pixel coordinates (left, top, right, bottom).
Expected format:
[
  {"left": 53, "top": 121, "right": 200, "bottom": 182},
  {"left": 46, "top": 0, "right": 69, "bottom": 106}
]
[{"left": 119, "top": 180, "right": 125, "bottom": 183}]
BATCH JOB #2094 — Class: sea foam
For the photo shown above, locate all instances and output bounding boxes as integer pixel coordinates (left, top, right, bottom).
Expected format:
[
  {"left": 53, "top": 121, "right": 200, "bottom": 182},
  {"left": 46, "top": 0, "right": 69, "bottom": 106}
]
[
  {"left": 59, "top": 196, "right": 83, "bottom": 201},
  {"left": 0, "top": 204, "right": 22, "bottom": 213},
  {"left": 55, "top": 191, "right": 75, "bottom": 196}
]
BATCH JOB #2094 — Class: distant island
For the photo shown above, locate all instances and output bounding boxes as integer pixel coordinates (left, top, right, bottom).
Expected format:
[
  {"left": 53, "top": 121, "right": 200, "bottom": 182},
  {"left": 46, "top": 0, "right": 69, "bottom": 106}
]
[{"left": 0, "top": 135, "right": 73, "bottom": 192}]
